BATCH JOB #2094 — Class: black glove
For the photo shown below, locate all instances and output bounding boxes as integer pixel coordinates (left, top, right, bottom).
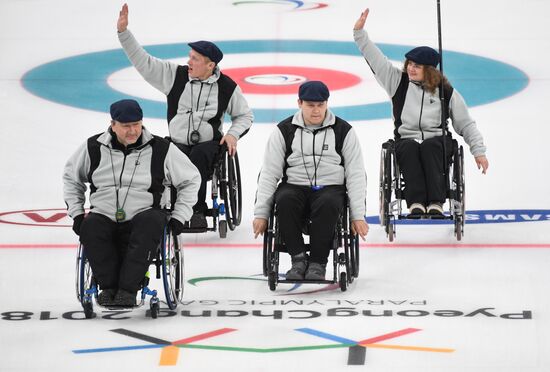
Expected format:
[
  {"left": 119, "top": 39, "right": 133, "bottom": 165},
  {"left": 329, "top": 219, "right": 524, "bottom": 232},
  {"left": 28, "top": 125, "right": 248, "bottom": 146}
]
[
  {"left": 169, "top": 218, "right": 184, "bottom": 235},
  {"left": 72, "top": 214, "right": 85, "bottom": 236}
]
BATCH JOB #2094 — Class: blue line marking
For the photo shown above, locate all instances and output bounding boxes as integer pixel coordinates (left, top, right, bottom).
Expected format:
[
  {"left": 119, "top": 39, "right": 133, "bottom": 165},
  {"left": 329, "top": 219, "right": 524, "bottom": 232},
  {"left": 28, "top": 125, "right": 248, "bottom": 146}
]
[
  {"left": 73, "top": 344, "right": 165, "bottom": 354},
  {"left": 296, "top": 328, "right": 357, "bottom": 344},
  {"left": 22, "top": 40, "right": 528, "bottom": 123}
]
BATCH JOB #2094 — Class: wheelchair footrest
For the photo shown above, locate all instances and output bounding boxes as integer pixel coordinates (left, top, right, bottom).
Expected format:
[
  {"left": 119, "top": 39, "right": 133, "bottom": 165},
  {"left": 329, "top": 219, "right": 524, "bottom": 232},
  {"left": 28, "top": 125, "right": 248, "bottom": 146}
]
[
  {"left": 399, "top": 214, "right": 453, "bottom": 220},
  {"left": 103, "top": 304, "right": 140, "bottom": 310},
  {"left": 204, "top": 208, "right": 218, "bottom": 217},
  {"left": 180, "top": 227, "right": 210, "bottom": 233},
  {"left": 277, "top": 279, "right": 336, "bottom": 285}
]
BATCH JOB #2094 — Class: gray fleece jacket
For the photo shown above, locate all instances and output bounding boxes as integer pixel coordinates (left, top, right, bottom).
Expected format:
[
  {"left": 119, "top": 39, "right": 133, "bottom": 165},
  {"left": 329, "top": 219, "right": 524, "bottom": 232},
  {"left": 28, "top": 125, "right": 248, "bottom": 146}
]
[
  {"left": 354, "top": 29, "right": 486, "bottom": 157},
  {"left": 118, "top": 29, "right": 253, "bottom": 145},
  {"left": 63, "top": 127, "right": 201, "bottom": 224},
  {"left": 254, "top": 109, "right": 367, "bottom": 221}
]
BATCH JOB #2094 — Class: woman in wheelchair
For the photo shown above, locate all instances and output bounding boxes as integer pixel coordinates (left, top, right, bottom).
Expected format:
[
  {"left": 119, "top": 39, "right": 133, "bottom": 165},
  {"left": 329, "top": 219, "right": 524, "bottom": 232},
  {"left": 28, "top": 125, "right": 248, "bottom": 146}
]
[
  {"left": 353, "top": 8, "right": 489, "bottom": 216},
  {"left": 253, "top": 81, "right": 368, "bottom": 281},
  {"left": 63, "top": 99, "right": 200, "bottom": 307}
]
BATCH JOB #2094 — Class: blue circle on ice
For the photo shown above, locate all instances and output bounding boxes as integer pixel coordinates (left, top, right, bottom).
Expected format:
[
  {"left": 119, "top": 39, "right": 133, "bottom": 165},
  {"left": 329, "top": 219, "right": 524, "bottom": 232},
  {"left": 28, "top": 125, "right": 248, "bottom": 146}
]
[{"left": 22, "top": 40, "right": 528, "bottom": 123}]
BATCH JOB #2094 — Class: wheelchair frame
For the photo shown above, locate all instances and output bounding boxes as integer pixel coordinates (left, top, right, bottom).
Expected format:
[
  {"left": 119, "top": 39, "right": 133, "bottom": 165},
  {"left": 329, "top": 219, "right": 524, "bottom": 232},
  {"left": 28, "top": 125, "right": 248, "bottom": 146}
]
[
  {"left": 262, "top": 199, "right": 360, "bottom": 292},
  {"left": 379, "top": 139, "right": 465, "bottom": 242},
  {"left": 75, "top": 222, "right": 184, "bottom": 319},
  {"left": 181, "top": 145, "right": 243, "bottom": 238}
]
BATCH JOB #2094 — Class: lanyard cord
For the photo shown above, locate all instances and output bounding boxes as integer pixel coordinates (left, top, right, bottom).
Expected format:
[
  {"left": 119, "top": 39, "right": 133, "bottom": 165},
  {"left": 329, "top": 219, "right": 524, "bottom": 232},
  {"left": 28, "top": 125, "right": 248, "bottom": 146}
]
[
  {"left": 300, "top": 128, "right": 328, "bottom": 187},
  {"left": 109, "top": 149, "right": 142, "bottom": 214}
]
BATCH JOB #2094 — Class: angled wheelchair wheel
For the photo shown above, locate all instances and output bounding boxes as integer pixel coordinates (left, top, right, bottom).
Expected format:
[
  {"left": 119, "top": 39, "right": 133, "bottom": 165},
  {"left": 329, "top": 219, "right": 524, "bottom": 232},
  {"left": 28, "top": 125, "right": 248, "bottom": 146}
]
[
  {"left": 161, "top": 227, "right": 184, "bottom": 310},
  {"left": 263, "top": 212, "right": 279, "bottom": 291},
  {"left": 341, "top": 206, "right": 358, "bottom": 281},
  {"left": 263, "top": 213, "right": 276, "bottom": 277},
  {"left": 225, "top": 151, "right": 242, "bottom": 231},
  {"left": 350, "top": 232, "right": 360, "bottom": 279},
  {"left": 380, "top": 142, "right": 396, "bottom": 241},
  {"left": 453, "top": 146, "right": 465, "bottom": 240},
  {"left": 76, "top": 244, "right": 95, "bottom": 318},
  {"left": 379, "top": 146, "right": 390, "bottom": 227}
]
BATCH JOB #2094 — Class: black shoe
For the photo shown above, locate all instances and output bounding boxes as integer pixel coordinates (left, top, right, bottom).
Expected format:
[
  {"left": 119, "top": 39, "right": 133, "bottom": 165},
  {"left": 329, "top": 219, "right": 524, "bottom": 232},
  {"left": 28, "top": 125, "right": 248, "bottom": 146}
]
[
  {"left": 427, "top": 203, "right": 444, "bottom": 216},
  {"left": 190, "top": 212, "right": 207, "bottom": 229},
  {"left": 97, "top": 289, "right": 116, "bottom": 306},
  {"left": 285, "top": 252, "right": 308, "bottom": 280},
  {"left": 112, "top": 289, "right": 137, "bottom": 307},
  {"left": 409, "top": 203, "right": 426, "bottom": 216},
  {"left": 305, "top": 262, "right": 327, "bottom": 281}
]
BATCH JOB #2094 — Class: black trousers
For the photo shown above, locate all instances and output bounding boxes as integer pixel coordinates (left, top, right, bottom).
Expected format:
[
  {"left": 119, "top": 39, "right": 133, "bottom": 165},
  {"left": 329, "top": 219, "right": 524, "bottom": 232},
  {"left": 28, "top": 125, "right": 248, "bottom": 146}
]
[
  {"left": 79, "top": 209, "right": 167, "bottom": 293},
  {"left": 275, "top": 183, "right": 346, "bottom": 265},
  {"left": 175, "top": 140, "right": 221, "bottom": 213},
  {"left": 395, "top": 135, "right": 453, "bottom": 207}
]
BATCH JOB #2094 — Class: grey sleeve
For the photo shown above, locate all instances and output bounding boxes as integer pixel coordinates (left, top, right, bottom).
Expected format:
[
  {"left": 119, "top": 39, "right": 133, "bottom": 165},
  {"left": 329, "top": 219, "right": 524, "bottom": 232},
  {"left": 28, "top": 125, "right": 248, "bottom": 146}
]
[
  {"left": 450, "top": 90, "right": 487, "bottom": 157},
  {"left": 118, "top": 29, "right": 178, "bottom": 95},
  {"left": 342, "top": 128, "right": 367, "bottom": 220},
  {"left": 225, "top": 85, "right": 254, "bottom": 140},
  {"left": 253, "top": 129, "right": 286, "bottom": 219},
  {"left": 62, "top": 143, "right": 90, "bottom": 219},
  {"left": 353, "top": 29, "right": 403, "bottom": 97},
  {"left": 164, "top": 144, "right": 201, "bottom": 223}
]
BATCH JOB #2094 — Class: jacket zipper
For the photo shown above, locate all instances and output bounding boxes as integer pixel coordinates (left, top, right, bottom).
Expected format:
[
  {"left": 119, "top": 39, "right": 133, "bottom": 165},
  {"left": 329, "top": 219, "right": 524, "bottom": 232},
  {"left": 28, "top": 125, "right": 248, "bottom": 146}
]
[{"left": 418, "top": 88, "right": 426, "bottom": 140}]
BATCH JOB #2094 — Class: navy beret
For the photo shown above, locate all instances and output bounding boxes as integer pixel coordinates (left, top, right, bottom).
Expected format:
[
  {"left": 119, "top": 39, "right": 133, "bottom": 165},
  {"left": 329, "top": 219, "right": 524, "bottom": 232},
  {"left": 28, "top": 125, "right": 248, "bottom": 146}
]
[
  {"left": 298, "top": 81, "right": 330, "bottom": 102},
  {"left": 110, "top": 99, "right": 143, "bottom": 123},
  {"left": 405, "top": 46, "right": 440, "bottom": 67},
  {"left": 188, "top": 41, "right": 223, "bottom": 64}
]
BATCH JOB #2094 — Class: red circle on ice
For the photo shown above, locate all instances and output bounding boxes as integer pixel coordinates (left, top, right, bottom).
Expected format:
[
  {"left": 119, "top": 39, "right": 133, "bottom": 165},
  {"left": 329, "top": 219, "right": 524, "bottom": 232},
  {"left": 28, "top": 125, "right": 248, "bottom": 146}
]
[{"left": 223, "top": 66, "right": 361, "bottom": 94}]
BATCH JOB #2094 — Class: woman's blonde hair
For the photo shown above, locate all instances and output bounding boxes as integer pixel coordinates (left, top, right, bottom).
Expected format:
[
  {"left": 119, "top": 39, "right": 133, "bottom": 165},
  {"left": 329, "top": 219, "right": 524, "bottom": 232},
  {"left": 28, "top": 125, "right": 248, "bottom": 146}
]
[{"left": 403, "top": 60, "right": 451, "bottom": 94}]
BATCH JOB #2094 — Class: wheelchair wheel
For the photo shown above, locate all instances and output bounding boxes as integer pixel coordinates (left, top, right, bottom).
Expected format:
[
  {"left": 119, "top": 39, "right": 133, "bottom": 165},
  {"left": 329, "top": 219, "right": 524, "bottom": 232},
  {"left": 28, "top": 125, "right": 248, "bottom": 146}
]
[
  {"left": 219, "top": 220, "right": 228, "bottom": 238},
  {"left": 453, "top": 146, "right": 465, "bottom": 241},
  {"left": 161, "top": 227, "right": 184, "bottom": 310},
  {"left": 387, "top": 222, "right": 395, "bottom": 242},
  {"left": 224, "top": 151, "right": 242, "bottom": 231},
  {"left": 379, "top": 145, "right": 391, "bottom": 227},
  {"left": 150, "top": 300, "right": 160, "bottom": 319},
  {"left": 350, "top": 233, "right": 360, "bottom": 279},
  {"left": 339, "top": 272, "right": 347, "bottom": 292},
  {"left": 263, "top": 213, "right": 276, "bottom": 277},
  {"left": 268, "top": 271, "right": 277, "bottom": 291},
  {"left": 76, "top": 244, "right": 95, "bottom": 318}
]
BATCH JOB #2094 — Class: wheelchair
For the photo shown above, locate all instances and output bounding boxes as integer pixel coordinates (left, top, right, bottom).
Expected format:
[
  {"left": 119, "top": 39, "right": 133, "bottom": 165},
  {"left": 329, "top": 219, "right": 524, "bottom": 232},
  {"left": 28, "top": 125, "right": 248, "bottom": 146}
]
[
  {"left": 262, "top": 198, "right": 360, "bottom": 292},
  {"left": 379, "top": 138, "right": 465, "bottom": 242},
  {"left": 75, "top": 220, "right": 184, "bottom": 319},
  {"left": 181, "top": 144, "right": 242, "bottom": 238}
]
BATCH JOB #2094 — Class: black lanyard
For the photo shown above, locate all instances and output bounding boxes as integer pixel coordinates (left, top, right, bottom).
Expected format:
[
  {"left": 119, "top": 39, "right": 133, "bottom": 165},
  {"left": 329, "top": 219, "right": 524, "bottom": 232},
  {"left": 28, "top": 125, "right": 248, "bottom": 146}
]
[
  {"left": 300, "top": 127, "right": 328, "bottom": 190},
  {"left": 109, "top": 149, "right": 141, "bottom": 221}
]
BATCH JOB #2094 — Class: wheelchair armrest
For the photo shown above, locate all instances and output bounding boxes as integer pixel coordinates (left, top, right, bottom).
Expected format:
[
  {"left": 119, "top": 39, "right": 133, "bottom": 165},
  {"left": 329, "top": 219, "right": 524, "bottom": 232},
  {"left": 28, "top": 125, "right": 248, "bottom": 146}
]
[{"left": 381, "top": 139, "right": 395, "bottom": 150}]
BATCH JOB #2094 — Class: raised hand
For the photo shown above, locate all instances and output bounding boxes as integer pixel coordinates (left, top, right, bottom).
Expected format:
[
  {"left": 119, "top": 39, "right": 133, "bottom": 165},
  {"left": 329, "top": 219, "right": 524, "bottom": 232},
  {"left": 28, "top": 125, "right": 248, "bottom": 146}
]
[
  {"left": 354, "top": 8, "right": 370, "bottom": 30},
  {"left": 117, "top": 3, "right": 129, "bottom": 33}
]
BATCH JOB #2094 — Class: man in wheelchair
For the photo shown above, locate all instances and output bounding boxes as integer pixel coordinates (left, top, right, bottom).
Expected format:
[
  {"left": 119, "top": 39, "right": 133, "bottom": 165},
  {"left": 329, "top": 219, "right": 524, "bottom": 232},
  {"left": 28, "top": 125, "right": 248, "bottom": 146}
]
[
  {"left": 117, "top": 4, "right": 254, "bottom": 229},
  {"left": 63, "top": 99, "right": 200, "bottom": 307},
  {"left": 253, "top": 81, "right": 369, "bottom": 281}
]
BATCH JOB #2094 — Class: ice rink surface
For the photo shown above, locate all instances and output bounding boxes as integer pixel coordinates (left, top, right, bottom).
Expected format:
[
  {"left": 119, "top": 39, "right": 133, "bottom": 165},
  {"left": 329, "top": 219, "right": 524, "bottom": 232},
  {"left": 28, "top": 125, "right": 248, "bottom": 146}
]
[{"left": 1, "top": 0, "right": 549, "bottom": 370}]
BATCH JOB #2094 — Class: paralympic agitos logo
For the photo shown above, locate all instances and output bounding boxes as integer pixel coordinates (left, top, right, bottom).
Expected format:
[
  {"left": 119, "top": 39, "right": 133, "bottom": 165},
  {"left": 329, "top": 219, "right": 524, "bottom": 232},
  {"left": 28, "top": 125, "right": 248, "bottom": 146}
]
[{"left": 71, "top": 326, "right": 454, "bottom": 366}]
